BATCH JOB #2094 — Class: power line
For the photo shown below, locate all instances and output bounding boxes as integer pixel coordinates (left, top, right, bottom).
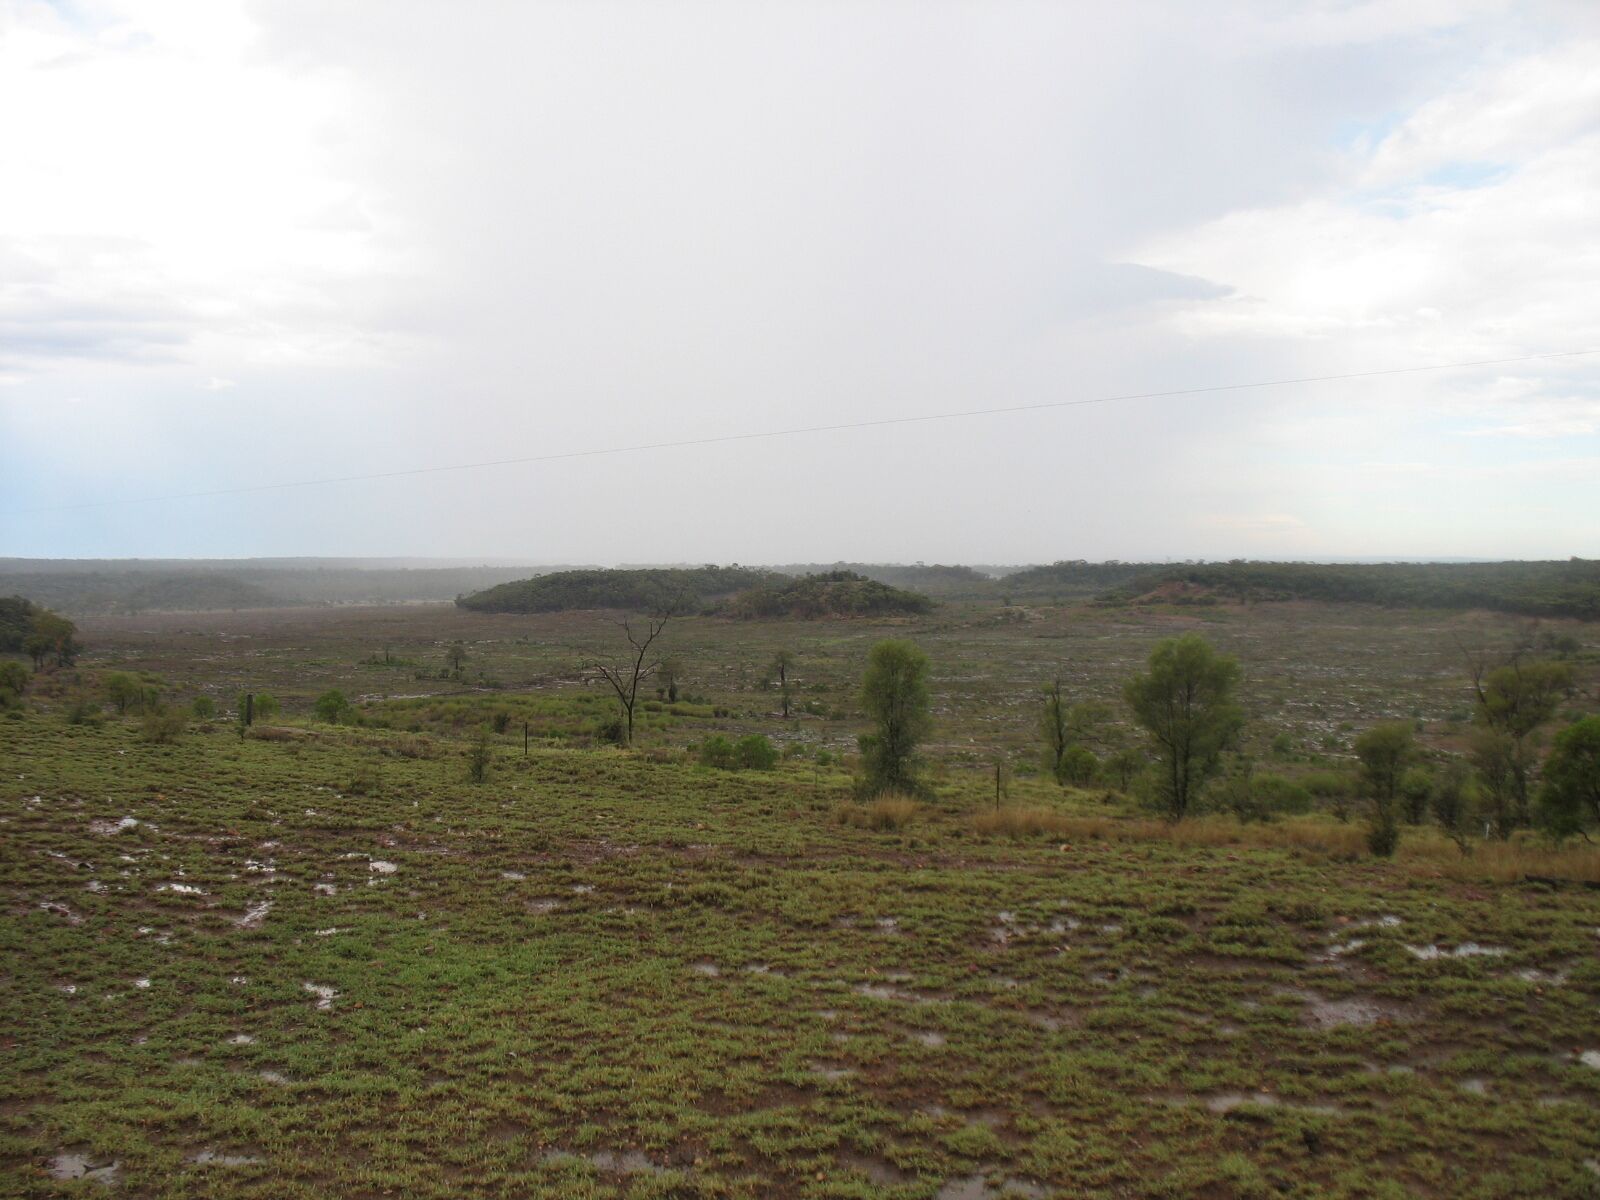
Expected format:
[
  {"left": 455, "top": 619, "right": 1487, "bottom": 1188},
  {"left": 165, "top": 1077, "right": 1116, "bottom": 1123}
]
[{"left": 7, "top": 347, "right": 1597, "bottom": 517}]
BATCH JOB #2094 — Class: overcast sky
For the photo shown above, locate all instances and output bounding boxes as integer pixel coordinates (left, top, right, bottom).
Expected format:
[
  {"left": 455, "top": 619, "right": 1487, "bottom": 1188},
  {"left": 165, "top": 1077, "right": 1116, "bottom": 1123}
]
[{"left": 2, "top": 0, "right": 1598, "bottom": 563}]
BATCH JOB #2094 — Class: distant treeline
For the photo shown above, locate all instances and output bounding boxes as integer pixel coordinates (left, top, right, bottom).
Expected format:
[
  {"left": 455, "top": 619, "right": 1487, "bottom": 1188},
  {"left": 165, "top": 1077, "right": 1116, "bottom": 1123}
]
[
  {"left": 996, "top": 560, "right": 1155, "bottom": 598},
  {"left": 724, "top": 571, "right": 934, "bottom": 618},
  {"left": 458, "top": 566, "right": 779, "bottom": 615},
  {"left": 0, "top": 564, "right": 576, "bottom": 614},
  {"left": 1102, "top": 559, "right": 1600, "bottom": 619}
]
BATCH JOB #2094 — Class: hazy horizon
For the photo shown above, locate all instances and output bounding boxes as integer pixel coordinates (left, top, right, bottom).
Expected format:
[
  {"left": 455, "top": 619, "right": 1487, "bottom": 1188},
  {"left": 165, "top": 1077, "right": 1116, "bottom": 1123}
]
[{"left": 4, "top": 1, "right": 1599, "bottom": 562}]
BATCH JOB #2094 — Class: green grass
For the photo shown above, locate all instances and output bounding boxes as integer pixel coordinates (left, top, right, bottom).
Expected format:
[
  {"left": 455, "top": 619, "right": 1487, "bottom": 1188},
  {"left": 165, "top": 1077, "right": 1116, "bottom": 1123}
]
[{"left": 3, "top": 600, "right": 1599, "bottom": 1197}]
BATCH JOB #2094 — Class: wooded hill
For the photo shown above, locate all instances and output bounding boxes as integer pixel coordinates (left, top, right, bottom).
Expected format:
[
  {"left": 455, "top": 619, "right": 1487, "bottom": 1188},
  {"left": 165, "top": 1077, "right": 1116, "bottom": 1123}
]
[{"left": 723, "top": 571, "right": 935, "bottom": 618}]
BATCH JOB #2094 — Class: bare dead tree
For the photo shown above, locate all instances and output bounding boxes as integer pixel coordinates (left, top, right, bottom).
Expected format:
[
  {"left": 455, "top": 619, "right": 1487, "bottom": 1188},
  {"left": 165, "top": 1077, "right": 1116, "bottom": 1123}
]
[{"left": 592, "top": 614, "right": 670, "bottom": 747}]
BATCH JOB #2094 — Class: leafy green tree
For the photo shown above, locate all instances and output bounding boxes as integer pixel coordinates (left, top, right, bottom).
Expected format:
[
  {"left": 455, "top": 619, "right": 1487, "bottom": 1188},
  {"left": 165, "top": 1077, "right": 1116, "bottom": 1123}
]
[
  {"left": 0, "top": 660, "right": 27, "bottom": 708},
  {"left": 1537, "top": 716, "right": 1600, "bottom": 839},
  {"left": 858, "top": 640, "right": 932, "bottom": 796},
  {"left": 1466, "top": 654, "right": 1572, "bottom": 833},
  {"left": 27, "top": 612, "right": 79, "bottom": 669},
  {"left": 1399, "top": 765, "right": 1433, "bottom": 824},
  {"left": 445, "top": 641, "right": 468, "bottom": 679},
  {"left": 1122, "top": 635, "right": 1243, "bottom": 820},
  {"left": 1100, "top": 746, "right": 1145, "bottom": 791},
  {"left": 1430, "top": 759, "right": 1478, "bottom": 854},
  {"left": 314, "top": 690, "right": 352, "bottom": 724},
  {"left": 106, "top": 672, "right": 144, "bottom": 714},
  {"left": 1355, "top": 722, "right": 1414, "bottom": 856},
  {"left": 190, "top": 696, "right": 216, "bottom": 719},
  {"left": 1041, "top": 679, "right": 1107, "bottom": 785}
]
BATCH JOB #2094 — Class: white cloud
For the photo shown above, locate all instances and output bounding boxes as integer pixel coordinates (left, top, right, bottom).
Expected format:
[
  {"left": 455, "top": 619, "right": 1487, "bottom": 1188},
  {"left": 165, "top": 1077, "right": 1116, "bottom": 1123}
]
[
  {"left": 1, "top": 0, "right": 1596, "bottom": 559},
  {"left": 0, "top": 0, "right": 418, "bottom": 377}
]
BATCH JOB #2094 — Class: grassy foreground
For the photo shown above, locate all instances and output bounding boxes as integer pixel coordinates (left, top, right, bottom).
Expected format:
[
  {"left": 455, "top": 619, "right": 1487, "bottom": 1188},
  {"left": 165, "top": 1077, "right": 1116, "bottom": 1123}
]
[{"left": 5, "top": 706, "right": 1600, "bottom": 1199}]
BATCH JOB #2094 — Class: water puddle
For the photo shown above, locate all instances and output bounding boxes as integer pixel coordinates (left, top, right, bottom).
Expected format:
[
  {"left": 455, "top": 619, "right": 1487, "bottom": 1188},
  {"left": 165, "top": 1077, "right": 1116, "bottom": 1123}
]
[
  {"left": 935, "top": 1172, "right": 1046, "bottom": 1199},
  {"left": 857, "top": 983, "right": 925, "bottom": 1003},
  {"left": 1202, "top": 1091, "right": 1343, "bottom": 1115},
  {"left": 527, "top": 899, "right": 563, "bottom": 914},
  {"left": 369, "top": 860, "right": 398, "bottom": 875},
  {"left": 545, "top": 1148, "right": 665, "bottom": 1175},
  {"left": 48, "top": 1153, "right": 121, "bottom": 1185},
  {"left": 227, "top": 1033, "right": 255, "bottom": 1045},
  {"left": 39, "top": 901, "right": 82, "bottom": 924},
  {"left": 89, "top": 817, "right": 140, "bottom": 836},
  {"left": 1316, "top": 938, "right": 1366, "bottom": 962},
  {"left": 1516, "top": 966, "right": 1569, "bottom": 985},
  {"left": 501, "top": 871, "right": 526, "bottom": 880},
  {"left": 839, "top": 1152, "right": 912, "bottom": 1185},
  {"left": 910, "top": 1030, "right": 947, "bottom": 1047},
  {"left": 158, "top": 883, "right": 206, "bottom": 895},
  {"left": 1404, "top": 942, "right": 1507, "bottom": 961},
  {"left": 690, "top": 962, "right": 721, "bottom": 977},
  {"left": 302, "top": 983, "right": 338, "bottom": 1011},
  {"left": 808, "top": 1063, "right": 855, "bottom": 1081},
  {"left": 191, "top": 1149, "right": 263, "bottom": 1166},
  {"left": 1285, "top": 989, "right": 1414, "bottom": 1028},
  {"left": 1577, "top": 1050, "right": 1600, "bottom": 1070},
  {"left": 236, "top": 901, "right": 272, "bottom": 928}
]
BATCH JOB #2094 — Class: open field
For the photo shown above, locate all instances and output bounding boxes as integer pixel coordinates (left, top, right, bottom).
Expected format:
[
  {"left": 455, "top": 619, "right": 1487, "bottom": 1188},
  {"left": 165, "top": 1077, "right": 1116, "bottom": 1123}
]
[{"left": 4, "top": 601, "right": 1600, "bottom": 1197}]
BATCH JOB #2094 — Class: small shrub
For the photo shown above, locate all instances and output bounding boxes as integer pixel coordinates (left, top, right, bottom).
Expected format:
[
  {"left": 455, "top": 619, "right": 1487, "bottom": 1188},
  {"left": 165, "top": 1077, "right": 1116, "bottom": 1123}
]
[
  {"left": 698, "top": 735, "right": 736, "bottom": 770},
  {"left": 190, "top": 696, "right": 216, "bottom": 720},
  {"left": 64, "top": 696, "right": 100, "bottom": 725},
  {"left": 314, "top": 690, "right": 352, "bottom": 724},
  {"left": 346, "top": 764, "right": 382, "bottom": 795},
  {"left": 733, "top": 734, "right": 778, "bottom": 771},
  {"left": 1366, "top": 817, "right": 1400, "bottom": 858},
  {"left": 1057, "top": 745, "right": 1099, "bottom": 786},
  {"left": 467, "top": 728, "right": 492, "bottom": 783},
  {"left": 490, "top": 709, "right": 512, "bottom": 735},
  {"left": 388, "top": 735, "right": 436, "bottom": 759},
  {"left": 0, "top": 661, "right": 29, "bottom": 708},
  {"left": 140, "top": 707, "right": 187, "bottom": 744}
]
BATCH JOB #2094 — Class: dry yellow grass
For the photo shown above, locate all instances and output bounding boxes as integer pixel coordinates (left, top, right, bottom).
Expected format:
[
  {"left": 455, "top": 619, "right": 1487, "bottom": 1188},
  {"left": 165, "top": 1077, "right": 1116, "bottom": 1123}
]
[
  {"left": 972, "top": 805, "right": 1600, "bottom": 883},
  {"left": 837, "top": 793, "right": 921, "bottom": 831}
]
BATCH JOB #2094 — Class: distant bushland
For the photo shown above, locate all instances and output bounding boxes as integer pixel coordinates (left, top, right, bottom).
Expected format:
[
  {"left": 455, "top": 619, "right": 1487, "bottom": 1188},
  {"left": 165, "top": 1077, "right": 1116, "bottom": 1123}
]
[
  {"left": 457, "top": 566, "right": 779, "bottom": 615},
  {"left": 1102, "top": 559, "right": 1600, "bottom": 620},
  {"left": 724, "top": 571, "right": 934, "bottom": 619},
  {"left": 0, "top": 561, "right": 573, "bottom": 614},
  {"left": 995, "top": 560, "right": 1153, "bottom": 600}
]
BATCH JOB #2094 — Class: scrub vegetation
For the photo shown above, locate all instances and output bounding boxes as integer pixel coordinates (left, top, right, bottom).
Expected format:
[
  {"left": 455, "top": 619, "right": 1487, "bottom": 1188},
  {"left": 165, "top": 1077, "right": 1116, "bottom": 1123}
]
[{"left": 4, "top": 588, "right": 1600, "bottom": 1198}]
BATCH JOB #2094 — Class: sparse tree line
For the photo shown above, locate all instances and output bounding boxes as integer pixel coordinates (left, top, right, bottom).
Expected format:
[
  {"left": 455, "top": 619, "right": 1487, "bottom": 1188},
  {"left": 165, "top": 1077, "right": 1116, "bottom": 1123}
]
[
  {"left": 5, "top": 588, "right": 1593, "bottom": 854},
  {"left": 842, "top": 629, "right": 1596, "bottom": 858}
]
